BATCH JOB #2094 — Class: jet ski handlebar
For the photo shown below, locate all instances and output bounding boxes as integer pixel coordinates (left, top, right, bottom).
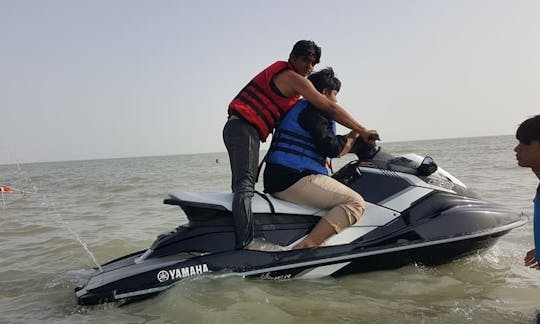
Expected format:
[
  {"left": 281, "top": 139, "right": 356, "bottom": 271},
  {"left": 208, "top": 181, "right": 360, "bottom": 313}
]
[
  {"left": 350, "top": 136, "right": 381, "bottom": 161},
  {"left": 367, "top": 133, "right": 380, "bottom": 141}
]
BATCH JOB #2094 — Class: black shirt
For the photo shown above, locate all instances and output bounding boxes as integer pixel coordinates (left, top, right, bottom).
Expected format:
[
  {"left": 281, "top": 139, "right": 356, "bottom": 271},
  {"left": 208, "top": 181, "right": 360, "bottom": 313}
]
[{"left": 263, "top": 104, "right": 347, "bottom": 193}]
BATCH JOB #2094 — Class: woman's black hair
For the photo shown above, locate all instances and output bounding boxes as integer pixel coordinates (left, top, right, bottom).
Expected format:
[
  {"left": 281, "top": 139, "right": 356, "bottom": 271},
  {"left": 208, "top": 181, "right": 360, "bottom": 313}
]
[
  {"left": 516, "top": 115, "right": 540, "bottom": 144},
  {"left": 308, "top": 67, "right": 341, "bottom": 93},
  {"left": 290, "top": 40, "right": 321, "bottom": 63}
]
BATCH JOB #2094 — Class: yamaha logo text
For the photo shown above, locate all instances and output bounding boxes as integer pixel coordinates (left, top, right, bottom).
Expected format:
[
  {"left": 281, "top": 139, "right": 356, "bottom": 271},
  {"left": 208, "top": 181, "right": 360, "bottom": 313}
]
[{"left": 157, "top": 264, "right": 210, "bottom": 282}]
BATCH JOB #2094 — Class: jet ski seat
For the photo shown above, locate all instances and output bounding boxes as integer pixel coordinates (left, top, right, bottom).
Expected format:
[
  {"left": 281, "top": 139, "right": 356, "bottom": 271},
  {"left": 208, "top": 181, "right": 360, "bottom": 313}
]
[{"left": 166, "top": 190, "right": 326, "bottom": 216}]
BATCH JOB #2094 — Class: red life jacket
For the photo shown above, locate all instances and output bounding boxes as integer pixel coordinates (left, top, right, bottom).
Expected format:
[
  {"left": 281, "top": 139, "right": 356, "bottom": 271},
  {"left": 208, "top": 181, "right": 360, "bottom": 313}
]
[{"left": 228, "top": 61, "right": 301, "bottom": 141}]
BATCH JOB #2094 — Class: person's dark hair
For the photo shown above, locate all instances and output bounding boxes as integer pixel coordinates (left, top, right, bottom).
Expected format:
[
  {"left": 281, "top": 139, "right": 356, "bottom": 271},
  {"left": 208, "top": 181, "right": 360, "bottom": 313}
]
[
  {"left": 308, "top": 67, "right": 341, "bottom": 93},
  {"left": 516, "top": 115, "right": 540, "bottom": 144},
  {"left": 290, "top": 40, "right": 321, "bottom": 63}
]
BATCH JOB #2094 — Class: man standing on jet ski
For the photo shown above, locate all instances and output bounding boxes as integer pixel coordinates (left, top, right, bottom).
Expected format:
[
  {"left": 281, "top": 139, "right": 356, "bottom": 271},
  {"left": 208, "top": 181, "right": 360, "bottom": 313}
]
[
  {"left": 224, "top": 40, "right": 378, "bottom": 249},
  {"left": 264, "top": 67, "right": 365, "bottom": 249},
  {"left": 516, "top": 115, "right": 540, "bottom": 270}
]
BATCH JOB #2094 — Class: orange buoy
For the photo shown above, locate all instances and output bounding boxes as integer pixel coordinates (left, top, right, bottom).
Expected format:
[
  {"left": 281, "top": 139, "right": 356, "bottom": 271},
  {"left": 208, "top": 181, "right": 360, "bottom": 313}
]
[{"left": 0, "top": 186, "right": 12, "bottom": 193}]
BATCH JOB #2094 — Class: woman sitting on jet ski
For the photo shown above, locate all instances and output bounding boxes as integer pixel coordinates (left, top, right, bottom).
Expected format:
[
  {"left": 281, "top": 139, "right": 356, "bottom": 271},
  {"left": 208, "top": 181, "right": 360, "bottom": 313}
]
[{"left": 264, "top": 67, "right": 366, "bottom": 249}]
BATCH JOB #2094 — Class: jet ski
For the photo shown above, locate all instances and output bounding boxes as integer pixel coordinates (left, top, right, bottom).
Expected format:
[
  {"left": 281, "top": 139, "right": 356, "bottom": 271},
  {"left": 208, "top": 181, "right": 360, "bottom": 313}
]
[{"left": 74, "top": 140, "right": 526, "bottom": 305}]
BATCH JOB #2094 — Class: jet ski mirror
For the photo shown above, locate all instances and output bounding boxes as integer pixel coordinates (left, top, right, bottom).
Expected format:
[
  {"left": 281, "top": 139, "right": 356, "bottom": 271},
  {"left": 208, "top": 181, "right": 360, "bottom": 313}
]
[{"left": 417, "top": 156, "right": 438, "bottom": 176}]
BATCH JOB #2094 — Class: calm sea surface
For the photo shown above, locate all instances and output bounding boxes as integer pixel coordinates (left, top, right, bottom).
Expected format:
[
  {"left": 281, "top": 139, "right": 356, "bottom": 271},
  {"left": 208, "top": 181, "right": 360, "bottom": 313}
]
[{"left": 1, "top": 135, "right": 539, "bottom": 323}]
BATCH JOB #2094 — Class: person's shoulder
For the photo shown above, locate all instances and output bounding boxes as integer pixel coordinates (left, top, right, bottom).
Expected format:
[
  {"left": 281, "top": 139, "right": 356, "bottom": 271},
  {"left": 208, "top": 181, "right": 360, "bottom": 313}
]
[
  {"left": 273, "top": 68, "right": 308, "bottom": 92},
  {"left": 278, "top": 67, "right": 298, "bottom": 77},
  {"left": 300, "top": 104, "right": 328, "bottom": 125},
  {"left": 274, "top": 65, "right": 301, "bottom": 79},
  {"left": 305, "top": 103, "right": 330, "bottom": 119},
  {"left": 304, "top": 104, "right": 322, "bottom": 115}
]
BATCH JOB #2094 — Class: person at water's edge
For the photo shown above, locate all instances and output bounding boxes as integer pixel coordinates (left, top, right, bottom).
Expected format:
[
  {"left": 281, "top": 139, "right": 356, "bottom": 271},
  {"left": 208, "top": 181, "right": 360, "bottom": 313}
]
[
  {"left": 223, "top": 40, "right": 378, "bottom": 249},
  {"left": 517, "top": 115, "right": 540, "bottom": 269}
]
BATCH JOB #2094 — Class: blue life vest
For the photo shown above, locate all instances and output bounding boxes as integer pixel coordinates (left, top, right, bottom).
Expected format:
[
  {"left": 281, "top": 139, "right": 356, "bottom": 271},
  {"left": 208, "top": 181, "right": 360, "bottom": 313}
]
[
  {"left": 267, "top": 99, "right": 335, "bottom": 175},
  {"left": 534, "top": 184, "right": 540, "bottom": 259}
]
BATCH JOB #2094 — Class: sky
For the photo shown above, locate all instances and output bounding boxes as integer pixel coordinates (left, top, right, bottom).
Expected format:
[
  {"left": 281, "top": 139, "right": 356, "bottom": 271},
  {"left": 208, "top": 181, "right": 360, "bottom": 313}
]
[{"left": 1, "top": 0, "right": 539, "bottom": 164}]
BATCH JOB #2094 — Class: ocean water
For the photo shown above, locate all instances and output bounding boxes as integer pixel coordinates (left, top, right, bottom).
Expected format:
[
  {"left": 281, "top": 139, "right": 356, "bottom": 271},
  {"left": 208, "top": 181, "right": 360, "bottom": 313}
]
[{"left": 1, "top": 135, "right": 539, "bottom": 323}]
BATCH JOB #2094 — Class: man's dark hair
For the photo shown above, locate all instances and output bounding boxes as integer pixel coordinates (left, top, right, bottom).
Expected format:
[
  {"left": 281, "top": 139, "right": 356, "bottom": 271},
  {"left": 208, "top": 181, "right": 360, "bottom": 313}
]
[
  {"left": 308, "top": 67, "right": 341, "bottom": 93},
  {"left": 516, "top": 115, "right": 540, "bottom": 144},
  {"left": 290, "top": 40, "right": 321, "bottom": 63}
]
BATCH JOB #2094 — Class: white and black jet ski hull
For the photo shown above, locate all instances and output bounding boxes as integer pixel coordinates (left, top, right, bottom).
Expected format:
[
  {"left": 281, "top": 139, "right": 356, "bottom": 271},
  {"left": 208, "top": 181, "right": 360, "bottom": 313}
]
[{"left": 75, "top": 147, "right": 526, "bottom": 305}]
